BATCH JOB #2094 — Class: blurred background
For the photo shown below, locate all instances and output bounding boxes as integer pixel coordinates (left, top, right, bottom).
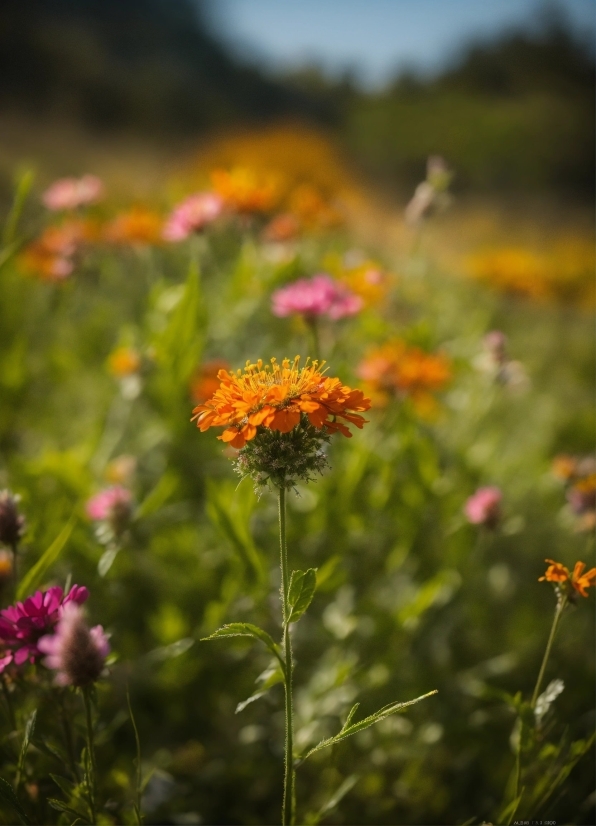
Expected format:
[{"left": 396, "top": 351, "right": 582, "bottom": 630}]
[{"left": 0, "top": 1, "right": 594, "bottom": 825}]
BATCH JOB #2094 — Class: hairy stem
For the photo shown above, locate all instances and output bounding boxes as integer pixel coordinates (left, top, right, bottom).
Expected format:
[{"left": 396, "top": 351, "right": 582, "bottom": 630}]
[
  {"left": 82, "top": 687, "right": 97, "bottom": 823},
  {"left": 279, "top": 485, "right": 295, "bottom": 826}
]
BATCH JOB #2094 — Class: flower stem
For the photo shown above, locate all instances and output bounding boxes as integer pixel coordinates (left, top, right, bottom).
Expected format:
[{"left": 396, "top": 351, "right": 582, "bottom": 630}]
[
  {"left": 10, "top": 541, "right": 18, "bottom": 597},
  {"left": 278, "top": 485, "right": 296, "bottom": 826},
  {"left": 82, "top": 687, "right": 98, "bottom": 824},
  {"left": 531, "top": 594, "right": 567, "bottom": 709}
]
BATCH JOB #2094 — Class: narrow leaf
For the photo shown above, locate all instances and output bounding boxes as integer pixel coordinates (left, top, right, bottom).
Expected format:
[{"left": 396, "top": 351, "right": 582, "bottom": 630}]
[
  {"left": 202, "top": 623, "right": 285, "bottom": 671},
  {"left": 288, "top": 568, "right": 317, "bottom": 623},
  {"left": 136, "top": 472, "right": 178, "bottom": 519},
  {"left": 47, "top": 798, "right": 90, "bottom": 823},
  {"left": 17, "top": 710, "right": 37, "bottom": 783},
  {"left": 17, "top": 516, "right": 76, "bottom": 600},
  {"left": 301, "top": 690, "right": 437, "bottom": 761},
  {"left": 97, "top": 548, "right": 119, "bottom": 577},
  {"left": 340, "top": 703, "right": 360, "bottom": 733},
  {"left": 0, "top": 776, "right": 31, "bottom": 824},
  {"left": 3, "top": 169, "right": 34, "bottom": 246},
  {"left": 50, "top": 774, "right": 78, "bottom": 800},
  {"left": 235, "top": 662, "right": 284, "bottom": 713}
]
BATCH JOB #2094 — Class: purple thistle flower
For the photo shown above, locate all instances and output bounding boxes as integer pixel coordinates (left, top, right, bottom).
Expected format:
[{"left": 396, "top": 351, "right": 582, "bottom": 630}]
[{"left": 39, "top": 603, "right": 110, "bottom": 687}]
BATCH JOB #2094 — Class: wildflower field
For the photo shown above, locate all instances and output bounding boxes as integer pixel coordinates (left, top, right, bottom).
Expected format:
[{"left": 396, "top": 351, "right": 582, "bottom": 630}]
[{"left": 0, "top": 130, "right": 594, "bottom": 826}]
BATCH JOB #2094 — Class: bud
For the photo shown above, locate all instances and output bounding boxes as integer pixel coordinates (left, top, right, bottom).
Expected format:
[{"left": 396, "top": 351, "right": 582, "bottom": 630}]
[
  {"left": 0, "top": 490, "right": 26, "bottom": 548},
  {"left": 86, "top": 486, "right": 133, "bottom": 537},
  {"left": 38, "top": 603, "right": 110, "bottom": 687},
  {"left": 235, "top": 420, "right": 331, "bottom": 492}
]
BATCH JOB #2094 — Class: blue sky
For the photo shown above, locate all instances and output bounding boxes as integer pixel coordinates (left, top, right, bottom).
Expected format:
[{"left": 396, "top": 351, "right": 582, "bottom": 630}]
[{"left": 205, "top": 0, "right": 595, "bottom": 88}]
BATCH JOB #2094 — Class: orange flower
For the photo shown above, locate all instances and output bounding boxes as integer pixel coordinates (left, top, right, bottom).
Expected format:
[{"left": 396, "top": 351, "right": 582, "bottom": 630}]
[
  {"left": 107, "top": 347, "right": 141, "bottom": 378},
  {"left": 191, "top": 357, "right": 370, "bottom": 449},
  {"left": 262, "top": 213, "right": 301, "bottom": 243},
  {"left": 539, "top": 559, "right": 596, "bottom": 598},
  {"left": 18, "top": 219, "right": 98, "bottom": 282},
  {"left": 211, "top": 167, "right": 280, "bottom": 214},
  {"left": 104, "top": 207, "right": 163, "bottom": 246},
  {"left": 190, "top": 359, "right": 231, "bottom": 403},
  {"left": 357, "top": 340, "right": 452, "bottom": 411}
]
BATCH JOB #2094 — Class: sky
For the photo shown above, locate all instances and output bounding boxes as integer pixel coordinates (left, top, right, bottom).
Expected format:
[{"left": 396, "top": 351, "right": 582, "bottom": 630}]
[{"left": 205, "top": 0, "right": 595, "bottom": 89}]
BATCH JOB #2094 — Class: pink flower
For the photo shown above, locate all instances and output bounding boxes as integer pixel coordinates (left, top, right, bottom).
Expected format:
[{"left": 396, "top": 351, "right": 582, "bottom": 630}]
[
  {"left": 86, "top": 486, "right": 132, "bottom": 521},
  {"left": 39, "top": 603, "right": 110, "bottom": 687},
  {"left": 42, "top": 175, "right": 104, "bottom": 211},
  {"left": 271, "top": 274, "right": 363, "bottom": 320},
  {"left": 464, "top": 486, "right": 502, "bottom": 528},
  {"left": 162, "top": 193, "right": 224, "bottom": 241},
  {"left": 0, "top": 585, "right": 89, "bottom": 670}
]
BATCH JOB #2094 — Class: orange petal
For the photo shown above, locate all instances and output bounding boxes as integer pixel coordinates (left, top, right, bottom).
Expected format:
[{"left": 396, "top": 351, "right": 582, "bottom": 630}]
[
  {"left": 219, "top": 428, "right": 246, "bottom": 448},
  {"left": 270, "top": 408, "right": 301, "bottom": 433}
]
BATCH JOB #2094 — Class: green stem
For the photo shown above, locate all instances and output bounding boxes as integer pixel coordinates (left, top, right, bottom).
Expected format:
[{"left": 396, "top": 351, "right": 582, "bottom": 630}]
[
  {"left": 279, "top": 485, "right": 295, "bottom": 826},
  {"left": 82, "top": 687, "right": 97, "bottom": 824},
  {"left": 531, "top": 594, "right": 567, "bottom": 709},
  {"left": 126, "top": 684, "right": 143, "bottom": 824}
]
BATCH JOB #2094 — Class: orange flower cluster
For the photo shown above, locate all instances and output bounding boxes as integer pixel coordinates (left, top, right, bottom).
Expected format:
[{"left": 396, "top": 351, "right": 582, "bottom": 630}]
[
  {"left": 539, "top": 559, "right": 596, "bottom": 599},
  {"left": 357, "top": 340, "right": 452, "bottom": 413},
  {"left": 211, "top": 167, "right": 280, "bottom": 214},
  {"left": 192, "top": 357, "right": 371, "bottom": 449},
  {"left": 104, "top": 207, "right": 163, "bottom": 247},
  {"left": 18, "top": 220, "right": 98, "bottom": 282},
  {"left": 551, "top": 454, "right": 596, "bottom": 531},
  {"left": 466, "top": 239, "right": 595, "bottom": 306}
]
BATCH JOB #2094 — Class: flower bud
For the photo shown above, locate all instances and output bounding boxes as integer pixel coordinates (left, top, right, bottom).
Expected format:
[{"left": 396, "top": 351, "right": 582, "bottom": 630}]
[{"left": 0, "top": 491, "right": 26, "bottom": 548}]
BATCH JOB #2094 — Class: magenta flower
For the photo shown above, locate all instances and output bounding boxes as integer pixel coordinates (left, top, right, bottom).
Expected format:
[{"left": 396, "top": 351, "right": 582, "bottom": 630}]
[
  {"left": 42, "top": 175, "right": 104, "bottom": 211},
  {"left": 0, "top": 584, "right": 89, "bottom": 670},
  {"left": 39, "top": 603, "right": 110, "bottom": 687},
  {"left": 162, "top": 193, "right": 224, "bottom": 241},
  {"left": 464, "top": 486, "right": 502, "bottom": 528},
  {"left": 271, "top": 274, "right": 363, "bottom": 321}
]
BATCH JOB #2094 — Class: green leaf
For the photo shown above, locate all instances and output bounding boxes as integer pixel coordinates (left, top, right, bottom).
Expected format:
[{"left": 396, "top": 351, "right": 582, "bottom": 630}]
[
  {"left": 340, "top": 703, "right": 360, "bottom": 733},
  {"left": 305, "top": 774, "right": 359, "bottom": 824},
  {"left": 16, "top": 710, "right": 36, "bottom": 785},
  {"left": 202, "top": 623, "right": 285, "bottom": 671},
  {"left": 47, "top": 798, "right": 90, "bottom": 823},
  {"left": 205, "top": 479, "right": 264, "bottom": 584},
  {"left": 17, "top": 516, "right": 76, "bottom": 600},
  {"left": 288, "top": 568, "right": 317, "bottom": 623},
  {"left": 136, "top": 472, "right": 179, "bottom": 519},
  {"left": 154, "top": 260, "right": 205, "bottom": 384},
  {"left": 2, "top": 169, "right": 34, "bottom": 247},
  {"left": 0, "top": 776, "right": 31, "bottom": 824},
  {"left": 300, "top": 690, "right": 438, "bottom": 762},
  {"left": 235, "top": 662, "right": 284, "bottom": 713},
  {"left": 50, "top": 774, "right": 79, "bottom": 800}
]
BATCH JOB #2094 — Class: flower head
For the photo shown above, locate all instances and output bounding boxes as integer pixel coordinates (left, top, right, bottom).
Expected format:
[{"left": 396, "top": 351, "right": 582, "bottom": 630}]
[
  {"left": 272, "top": 274, "right": 363, "bottom": 321},
  {"left": 357, "top": 339, "right": 452, "bottom": 414},
  {"left": 86, "top": 486, "right": 133, "bottom": 536},
  {"left": 0, "top": 490, "right": 26, "bottom": 548},
  {"left": 42, "top": 175, "right": 104, "bottom": 211},
  {"left": 38, "top": 603, "right": 109, "bottom": 687},
  {"left": 107, "top": 347, "right": 141, "bottom": 378},
  {"left": 18, "top": 220, "right": 96, "bottom": 282},
  {"left": 104, "top": 207, "right": 163, "bottom": 246},
  {"left": 539, "top": 559, "right": 596, "bottom": 600},
  {"left": 192, "top": 357, "right": 371, "bottom": 489},
  {"left": 464, "top": 486, "right": 502, "bottom": 528},
  {"left": 162, "top": 193, "right": 223, "bottom": 241},
  {"left": 211, "top": 167, "right": 280, "bottom": 214},
  {"left": 0, "top": 585, "right": 89, "bottom": 670}
]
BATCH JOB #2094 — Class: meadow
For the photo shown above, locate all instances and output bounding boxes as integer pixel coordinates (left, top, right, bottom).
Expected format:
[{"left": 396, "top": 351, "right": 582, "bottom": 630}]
[{"left": 0, "top": 130, "right": 593, "bottom": 825}]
